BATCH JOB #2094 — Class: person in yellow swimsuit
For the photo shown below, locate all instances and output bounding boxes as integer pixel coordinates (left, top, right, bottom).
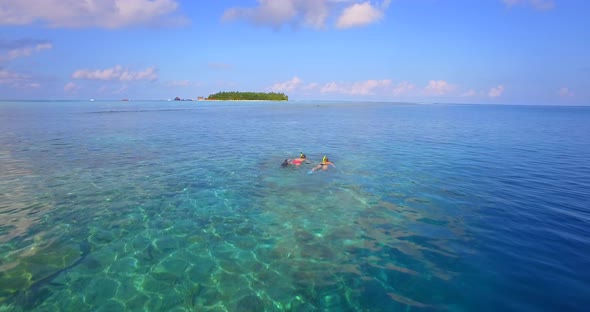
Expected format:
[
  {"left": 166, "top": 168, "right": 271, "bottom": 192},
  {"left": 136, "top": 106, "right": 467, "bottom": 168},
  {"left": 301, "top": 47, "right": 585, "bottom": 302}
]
[{"left": 311, "top": 156, "right": 335, "bottom": 172}]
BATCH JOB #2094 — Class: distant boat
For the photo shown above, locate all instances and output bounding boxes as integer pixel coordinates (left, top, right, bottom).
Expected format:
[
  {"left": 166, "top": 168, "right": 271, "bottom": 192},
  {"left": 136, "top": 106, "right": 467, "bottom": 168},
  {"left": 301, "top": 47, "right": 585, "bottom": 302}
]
[
  {"left": 90, "top": 99, "right": 95, "bottom": 101},
  {"left": 122, "top": 98, "right": 129, "bottom": 101}
]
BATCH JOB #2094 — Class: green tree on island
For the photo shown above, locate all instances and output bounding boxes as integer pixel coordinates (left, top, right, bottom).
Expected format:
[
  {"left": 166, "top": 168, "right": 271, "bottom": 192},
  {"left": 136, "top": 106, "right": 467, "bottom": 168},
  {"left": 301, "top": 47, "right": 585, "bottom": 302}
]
[{"left": 207, "top": 91, "right": 288, "bottom": 101}]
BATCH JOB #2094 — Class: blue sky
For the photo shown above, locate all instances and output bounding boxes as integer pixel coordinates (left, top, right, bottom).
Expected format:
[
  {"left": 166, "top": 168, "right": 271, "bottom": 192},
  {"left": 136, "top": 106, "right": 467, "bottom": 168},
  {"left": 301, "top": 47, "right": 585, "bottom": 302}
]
[{"left": 0, "top": 0, "right": 588, "bottom": 104}]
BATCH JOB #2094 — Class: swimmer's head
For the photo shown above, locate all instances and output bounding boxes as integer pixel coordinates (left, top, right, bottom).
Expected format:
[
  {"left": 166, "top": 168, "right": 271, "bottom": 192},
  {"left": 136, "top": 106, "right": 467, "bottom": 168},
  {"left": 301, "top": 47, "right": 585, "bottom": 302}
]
[
  {"left": 300, "top": 152, "right": 307, "bottom": 159},
  {"left": 322, "top": 156, "right": 328, "bottom": 163}
]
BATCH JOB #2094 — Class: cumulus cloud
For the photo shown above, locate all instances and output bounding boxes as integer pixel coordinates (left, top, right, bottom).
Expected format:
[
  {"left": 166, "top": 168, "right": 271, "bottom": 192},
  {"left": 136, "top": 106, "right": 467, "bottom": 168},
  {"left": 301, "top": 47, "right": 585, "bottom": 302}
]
[
  {"left": 223, "top": 0, "right": 390, "bottom": 30},
  {"left": 222, "top": 0, "right": 325, "bottom": 29},
  {"left": 268, "top": 77, "right": 521, "bottom": 101},
  {"left": 558, "top": 87, "right": 574, "bottom": 97},
  {"left": 318, "top": 79, "right": 392, "bottom": 95},
  {"left": 336, "top": 2, "right": 384, "bottom": 29},
  {"left": 268, "top": 77, "right": 518, "bottom": 100},
  {"left": 271, "top": 77, "right": 414, "bottom": 96},
  {"left": 424, "top": 80, "right": 455, "bottom": 96},
  {"left": 488, "top": 85, "right": 505, "bottom": 98},
  {"left": 271, "top": 76, "right": 304, "bottom": 92},
  {"left": 349, "top": 79, "right": 391, "bottom": 95},
  {"left": 72, "top": 65, "right": 158, "bottom": 81},
  {"left": 64, "top": 82, "right": 79, "bottom": 92},
  {"left": 0, "top": 0, "right": 186, "bottom": 28},
  {"left": 392, "top": 81, "right": 415, "bottom": 96},
  {"left": 320, "top": 81, "right": 341, "bottom": 93},
  {"left": 502, "top": 0, "right": 554, "bottom": 10},
  {"left": 0, "top": 39, "right": 52, "bottom": 61},
  {"left": 312, "top": 79, "right": 408, "bottom": 96}
]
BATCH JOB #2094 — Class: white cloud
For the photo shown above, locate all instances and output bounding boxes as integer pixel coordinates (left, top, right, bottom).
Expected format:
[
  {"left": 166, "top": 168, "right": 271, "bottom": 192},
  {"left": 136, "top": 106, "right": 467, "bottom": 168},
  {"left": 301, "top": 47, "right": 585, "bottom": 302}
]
[
  {"left": 502, "top": 0, "right": 554, "bottom": 10},
  {"left": 271, "top": 77, "right": 414, "bottom": 96},
  {"left": 318, "top": 79, "right": 391, "bottom": 95},
  {"left": 488, "top": 85, "right": 505, "bottom": 98},
  {"left": 223, "top": 0, "right": 328, "bottom": 29},
  {"left": 271, "top": 76, "right": 303, "bottom": 92},
  {"left": 320, "top": 81, "right": 341, "bottom": 93},
  {"left": 64, "top": 82, "right": 79, "bottom": 92},
  {"left": 336, "top": 2, "right": 384, "bottom": 29},
  {"left": 392, "top": 81, "right": 415, "bottom": 96},
  {"left": 223, "top": 0, "right": 390, "bottom": 30},
  {"left": 6, "top": 43, "right": 52, "bottom": 60},
  {"left": 268, "top": 77, "right": 523, "bottom": 100},
  {"left": 558, "top": 87, "right": 574, "bottom": 97},
  {"left": 120, "top": 67, "right": 158, "bottom": 81},
  {"left": 0, "top": 69, "right": 39, "bottom": 88},
  {"left": 72, "top": 65, "right": 158, "bottom": 81},
  {"left": 424, "top": 80, "right": 455, "bottom": 96},
  {"left": 0, "top": 39, "right": 52, "bottom": 61},
  {"left": 349, "top": 79, "right": 391, "bottom": 95},
  {"left": 0, "top": 0, "right": 186, "bottom": 28}
]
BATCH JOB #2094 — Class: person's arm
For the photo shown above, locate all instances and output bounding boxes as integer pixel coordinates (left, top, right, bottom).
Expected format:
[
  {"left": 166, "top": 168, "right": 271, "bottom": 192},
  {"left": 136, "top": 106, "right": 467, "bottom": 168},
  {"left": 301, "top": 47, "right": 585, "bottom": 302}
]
[{"left": 330, "top": 162, "right": 336, "bottom": 168}]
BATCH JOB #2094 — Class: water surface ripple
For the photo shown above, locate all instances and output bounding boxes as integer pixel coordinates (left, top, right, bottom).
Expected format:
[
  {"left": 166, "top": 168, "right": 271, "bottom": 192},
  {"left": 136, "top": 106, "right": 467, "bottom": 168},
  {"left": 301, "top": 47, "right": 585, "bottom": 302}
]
[{"left": 0, "top": 101, "right": 588, "bottom": 311}]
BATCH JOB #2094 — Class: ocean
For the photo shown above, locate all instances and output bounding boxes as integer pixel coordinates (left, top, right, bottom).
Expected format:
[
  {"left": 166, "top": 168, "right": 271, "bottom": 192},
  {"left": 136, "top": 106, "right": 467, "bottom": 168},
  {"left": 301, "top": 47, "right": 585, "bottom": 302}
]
[{"left": 0, "top": 100, "right": 588, "bottom": 311}]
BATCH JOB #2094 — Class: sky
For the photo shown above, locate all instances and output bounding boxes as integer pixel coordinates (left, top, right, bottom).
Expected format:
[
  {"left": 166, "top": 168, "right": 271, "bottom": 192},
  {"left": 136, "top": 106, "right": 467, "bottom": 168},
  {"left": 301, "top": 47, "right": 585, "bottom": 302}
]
[{"left": 0, "top": 0, "right": 588, "bottom": 105}]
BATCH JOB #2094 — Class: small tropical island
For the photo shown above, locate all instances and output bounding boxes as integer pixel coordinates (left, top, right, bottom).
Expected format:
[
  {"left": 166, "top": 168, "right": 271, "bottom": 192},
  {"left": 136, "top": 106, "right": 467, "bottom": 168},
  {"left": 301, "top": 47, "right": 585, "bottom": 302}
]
[{"left": 207, "top": 91, "right": 288, "bottom": 101}]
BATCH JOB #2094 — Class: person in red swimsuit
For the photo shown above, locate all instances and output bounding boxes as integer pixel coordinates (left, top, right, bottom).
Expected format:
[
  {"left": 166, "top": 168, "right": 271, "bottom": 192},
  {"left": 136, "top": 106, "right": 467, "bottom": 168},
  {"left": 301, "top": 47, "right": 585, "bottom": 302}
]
[{"left": 281, "top": 152, "right": 310, "bottom": 167}]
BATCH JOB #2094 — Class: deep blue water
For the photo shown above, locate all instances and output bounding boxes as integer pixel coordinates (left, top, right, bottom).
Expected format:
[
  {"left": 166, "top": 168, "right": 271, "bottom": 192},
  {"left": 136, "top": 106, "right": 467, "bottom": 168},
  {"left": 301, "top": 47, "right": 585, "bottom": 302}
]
[{"left": 0, "top": 100, "right": 588, "bottom": 311}]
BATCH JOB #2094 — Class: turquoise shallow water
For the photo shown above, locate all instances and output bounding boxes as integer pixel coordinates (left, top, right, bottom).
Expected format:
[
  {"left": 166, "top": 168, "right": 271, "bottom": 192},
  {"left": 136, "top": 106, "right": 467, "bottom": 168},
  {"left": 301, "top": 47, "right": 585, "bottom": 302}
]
[{"left": 0, "top": 100, "right": 589, "bottom": 311}]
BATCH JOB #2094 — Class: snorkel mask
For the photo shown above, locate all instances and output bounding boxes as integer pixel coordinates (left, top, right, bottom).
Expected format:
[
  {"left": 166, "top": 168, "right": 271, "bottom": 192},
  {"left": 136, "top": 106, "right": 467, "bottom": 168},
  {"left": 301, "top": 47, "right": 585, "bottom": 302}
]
[
  {"left": 322, "top": 156, "right": 328, "bottom": 163},
  {"left": 300, "top": 152, "right": 306, "bottom": 159}
]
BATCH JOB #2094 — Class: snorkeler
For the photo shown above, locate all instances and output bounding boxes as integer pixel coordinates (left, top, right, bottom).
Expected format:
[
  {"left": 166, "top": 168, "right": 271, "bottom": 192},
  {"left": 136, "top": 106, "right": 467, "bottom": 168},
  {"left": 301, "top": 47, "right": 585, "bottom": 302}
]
[
  {"left": 311, "top": 156, "right": 335, "bottom": 172},
  {"left": 283, "top": 152, "right": 311, "bottom": 167}
]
